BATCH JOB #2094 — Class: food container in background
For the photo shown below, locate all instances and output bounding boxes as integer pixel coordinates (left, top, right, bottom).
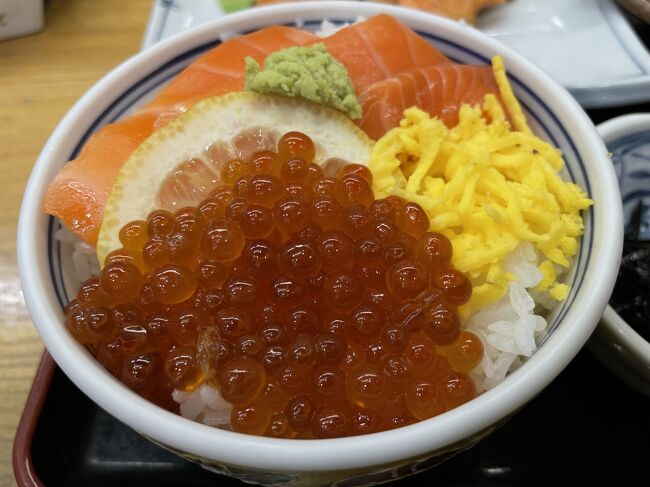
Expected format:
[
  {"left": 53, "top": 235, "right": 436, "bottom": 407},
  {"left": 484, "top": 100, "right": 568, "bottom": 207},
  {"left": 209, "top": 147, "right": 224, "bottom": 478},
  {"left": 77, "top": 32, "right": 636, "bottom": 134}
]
[
  {"left": 591, "top": 113, "right": 650, "bottom": 397},
  {"left": 0, "top": 0, "right": 43, "bottom": 41}
]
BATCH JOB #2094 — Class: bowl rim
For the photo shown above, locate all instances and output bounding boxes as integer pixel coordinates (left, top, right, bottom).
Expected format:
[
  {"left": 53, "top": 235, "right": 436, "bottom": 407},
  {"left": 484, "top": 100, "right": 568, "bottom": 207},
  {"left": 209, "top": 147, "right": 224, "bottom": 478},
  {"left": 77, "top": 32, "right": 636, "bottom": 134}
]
[
  {"left": 17, "top": 1, "right": 623, "bottom": 472},
  {"left": 596, "top": 113, "right": 650, "bottom": 376}
]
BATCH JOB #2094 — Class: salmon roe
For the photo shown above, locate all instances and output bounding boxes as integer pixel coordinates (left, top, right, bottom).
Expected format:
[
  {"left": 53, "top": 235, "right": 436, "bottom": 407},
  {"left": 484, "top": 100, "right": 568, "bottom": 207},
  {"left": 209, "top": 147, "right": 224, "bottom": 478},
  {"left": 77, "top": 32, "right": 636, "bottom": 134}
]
[{"left": 65, "top": 131, "right": 480, "bottom": 438}]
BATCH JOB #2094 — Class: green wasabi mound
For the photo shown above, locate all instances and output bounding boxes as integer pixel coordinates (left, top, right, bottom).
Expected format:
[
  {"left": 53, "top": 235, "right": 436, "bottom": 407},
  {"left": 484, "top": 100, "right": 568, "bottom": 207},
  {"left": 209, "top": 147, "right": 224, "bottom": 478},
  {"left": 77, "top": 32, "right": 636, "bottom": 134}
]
[{"left": 245, "top": 43, "right": 363, "bottom": 120}]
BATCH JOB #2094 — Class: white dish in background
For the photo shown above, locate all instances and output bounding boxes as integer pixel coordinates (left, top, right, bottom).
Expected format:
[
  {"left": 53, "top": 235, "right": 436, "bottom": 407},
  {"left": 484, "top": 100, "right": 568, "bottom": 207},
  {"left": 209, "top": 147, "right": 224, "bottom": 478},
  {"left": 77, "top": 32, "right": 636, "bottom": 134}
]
[
  {"left": 478, "top": 0, "right": 650, "bottom": 108},
  {"left": 143, "top": 0, "right": 650, "bottom": 108},
  {"left": 141, "top": 0, "right": 227, "bottom": 49},
  {"left": 591, "top": 113, "right": 650, "bottom": 398},
  {"left": 0, "top": 0, "right": 43, "bottom": 41}
]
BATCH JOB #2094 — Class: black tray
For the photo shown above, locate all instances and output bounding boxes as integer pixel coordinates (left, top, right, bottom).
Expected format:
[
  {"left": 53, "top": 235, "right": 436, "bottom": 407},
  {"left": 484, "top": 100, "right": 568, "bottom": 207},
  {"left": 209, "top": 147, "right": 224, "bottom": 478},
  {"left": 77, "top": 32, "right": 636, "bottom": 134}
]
[{"left": 14, "top": 344, "right": 650, "bottom": 486}]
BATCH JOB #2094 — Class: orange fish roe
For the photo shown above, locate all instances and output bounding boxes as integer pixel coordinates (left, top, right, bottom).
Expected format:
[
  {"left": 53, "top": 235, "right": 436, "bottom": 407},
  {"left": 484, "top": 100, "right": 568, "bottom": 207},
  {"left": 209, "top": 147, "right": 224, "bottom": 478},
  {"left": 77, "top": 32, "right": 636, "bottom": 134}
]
[{"left": 65, "top": 131, "right": 482, "bottom": 438}]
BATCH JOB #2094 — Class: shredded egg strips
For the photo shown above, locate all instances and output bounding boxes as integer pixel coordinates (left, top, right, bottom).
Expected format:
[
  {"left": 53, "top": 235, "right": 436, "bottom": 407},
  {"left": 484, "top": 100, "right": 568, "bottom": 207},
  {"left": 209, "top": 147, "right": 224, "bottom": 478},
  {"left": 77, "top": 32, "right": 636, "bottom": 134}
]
[{"left": 369, "top": 56, "right": 592, "bottom": 317}]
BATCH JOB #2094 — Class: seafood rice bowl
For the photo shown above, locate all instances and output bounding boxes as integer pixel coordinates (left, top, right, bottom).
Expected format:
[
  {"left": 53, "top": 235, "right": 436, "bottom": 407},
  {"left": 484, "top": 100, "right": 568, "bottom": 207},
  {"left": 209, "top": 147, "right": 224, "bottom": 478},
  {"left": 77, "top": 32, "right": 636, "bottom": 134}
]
[{"left": 18, "top": 3, "right": 622, "bottom": 485}]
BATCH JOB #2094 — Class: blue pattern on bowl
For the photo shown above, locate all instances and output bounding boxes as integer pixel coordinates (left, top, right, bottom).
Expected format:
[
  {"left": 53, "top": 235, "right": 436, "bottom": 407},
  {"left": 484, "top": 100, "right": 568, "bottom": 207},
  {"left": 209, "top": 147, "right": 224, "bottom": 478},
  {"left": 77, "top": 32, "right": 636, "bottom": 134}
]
[{"left": 608, "top": 131, "right": 650, "bottom": 238}]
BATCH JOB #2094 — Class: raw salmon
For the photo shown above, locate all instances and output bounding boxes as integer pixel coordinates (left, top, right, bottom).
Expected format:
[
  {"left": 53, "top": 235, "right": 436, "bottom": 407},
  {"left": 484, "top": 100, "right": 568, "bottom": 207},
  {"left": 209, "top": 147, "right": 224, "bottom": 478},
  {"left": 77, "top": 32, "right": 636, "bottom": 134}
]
[
  {"left": 43, "top": 26, "right": 317, "bottom": 244},
  {"left": 357, "top": 64, "right": 502, "bottom": 140},
  {"left": 319, "top": 14, "right": 450, "bottom": 93}
]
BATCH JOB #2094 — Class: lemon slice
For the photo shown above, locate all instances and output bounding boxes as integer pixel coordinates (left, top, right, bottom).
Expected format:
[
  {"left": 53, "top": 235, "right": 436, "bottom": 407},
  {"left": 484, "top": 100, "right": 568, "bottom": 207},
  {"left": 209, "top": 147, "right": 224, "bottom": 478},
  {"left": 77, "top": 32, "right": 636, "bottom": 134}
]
[{"left": 97, "top": 92, "right": 373, "bottom": 265}]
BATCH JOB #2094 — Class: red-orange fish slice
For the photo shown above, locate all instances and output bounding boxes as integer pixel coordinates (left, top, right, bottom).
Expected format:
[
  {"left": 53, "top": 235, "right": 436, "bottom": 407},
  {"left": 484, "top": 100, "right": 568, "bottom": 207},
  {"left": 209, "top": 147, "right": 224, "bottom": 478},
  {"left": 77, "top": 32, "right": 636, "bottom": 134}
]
[
  {"left": 146, "top": 26, "right": 316, "bottom": 111},
  {"left": 319, "top": 14, "right": 450, "bottom": 93},
  {"left": 43, "top": 26, "right": 317, "bottom": 245},
  {"left": 357, "top": 64, "right": 502, "bottom": 140}
]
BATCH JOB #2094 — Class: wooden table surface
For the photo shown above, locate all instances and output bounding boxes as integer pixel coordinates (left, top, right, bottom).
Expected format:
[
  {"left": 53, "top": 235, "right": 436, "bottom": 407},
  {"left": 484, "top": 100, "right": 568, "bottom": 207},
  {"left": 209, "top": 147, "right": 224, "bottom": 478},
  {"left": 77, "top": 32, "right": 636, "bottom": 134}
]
[{"left": 0, "top": 1, "right": 151, "bottom": 484}]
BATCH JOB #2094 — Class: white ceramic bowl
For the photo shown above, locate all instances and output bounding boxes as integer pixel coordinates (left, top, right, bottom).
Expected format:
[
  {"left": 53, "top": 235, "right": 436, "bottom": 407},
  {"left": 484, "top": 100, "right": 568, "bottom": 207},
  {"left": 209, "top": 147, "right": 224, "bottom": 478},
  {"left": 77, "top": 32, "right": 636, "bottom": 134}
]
[
  {"left": 18, "top": 3, "right": 623, "bottom": 485},
  {"left": 590, "top": 114, "right": 650, "bottom": 397}
]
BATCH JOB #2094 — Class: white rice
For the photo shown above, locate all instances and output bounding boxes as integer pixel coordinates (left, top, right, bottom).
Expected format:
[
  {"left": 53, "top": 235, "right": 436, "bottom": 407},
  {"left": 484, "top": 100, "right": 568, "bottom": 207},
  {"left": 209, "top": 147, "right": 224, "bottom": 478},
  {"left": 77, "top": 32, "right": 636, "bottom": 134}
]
[
  {"left": 314, "top": 17, "right": 365, "bottom": 37},
  {"left": 466, "top": 242, "right": 551, "bottom": 391},
  {"left": 173, "top": 384, "right": 232, "bottom": 428},
  {"left": 56, "top": 226, "right": 100, "bottom": 281}
]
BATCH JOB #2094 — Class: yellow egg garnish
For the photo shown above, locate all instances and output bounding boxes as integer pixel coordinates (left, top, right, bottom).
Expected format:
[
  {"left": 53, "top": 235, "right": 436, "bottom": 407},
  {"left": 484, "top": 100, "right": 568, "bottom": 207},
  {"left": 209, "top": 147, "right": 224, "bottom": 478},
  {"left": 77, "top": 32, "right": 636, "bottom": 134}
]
[{"left": 369, "top": 56, "right": 592, "bottom": 316}]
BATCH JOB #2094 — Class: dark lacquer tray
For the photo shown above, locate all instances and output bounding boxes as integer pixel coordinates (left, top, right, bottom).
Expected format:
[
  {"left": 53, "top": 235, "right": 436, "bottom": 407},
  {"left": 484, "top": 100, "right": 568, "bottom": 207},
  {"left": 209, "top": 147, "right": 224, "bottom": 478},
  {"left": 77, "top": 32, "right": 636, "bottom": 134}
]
[{"left": 13, "top": 343, "right": 650, "bottom": 487}]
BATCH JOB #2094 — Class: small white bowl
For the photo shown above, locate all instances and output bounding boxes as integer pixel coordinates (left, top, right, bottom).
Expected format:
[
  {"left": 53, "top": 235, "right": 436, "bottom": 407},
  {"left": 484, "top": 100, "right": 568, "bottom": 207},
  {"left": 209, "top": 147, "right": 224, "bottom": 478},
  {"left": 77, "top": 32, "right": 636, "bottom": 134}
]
[
  {"left": 17, "top": 2, "right": 623, "bottom": 485},
  {"left": 591, "top": 114, "right": 650, "bottom": 397}
]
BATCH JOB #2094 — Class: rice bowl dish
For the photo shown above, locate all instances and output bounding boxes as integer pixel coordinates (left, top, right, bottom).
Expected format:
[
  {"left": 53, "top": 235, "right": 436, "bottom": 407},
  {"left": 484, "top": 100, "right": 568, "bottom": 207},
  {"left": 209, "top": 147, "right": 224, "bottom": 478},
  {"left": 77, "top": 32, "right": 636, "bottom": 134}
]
[{"left": 18, "top": 3, "right": 622, "bottom": 483}]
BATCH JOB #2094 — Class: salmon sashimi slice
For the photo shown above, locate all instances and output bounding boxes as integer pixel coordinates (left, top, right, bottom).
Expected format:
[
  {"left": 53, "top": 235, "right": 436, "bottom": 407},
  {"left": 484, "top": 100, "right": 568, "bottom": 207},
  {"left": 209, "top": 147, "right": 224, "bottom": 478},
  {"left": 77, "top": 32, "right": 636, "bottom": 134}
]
[
  {"left": 43, "top": 26, "right": 317, "bottom": 245},
  {"left": 357, "top": 64, "right": 502, "bottom": 140},
  {"left": 143, "top": 26, "right": 317, "bottom": 121},
  {"left": 319, "top": 14, "right": 450, "bottom": 94}
]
